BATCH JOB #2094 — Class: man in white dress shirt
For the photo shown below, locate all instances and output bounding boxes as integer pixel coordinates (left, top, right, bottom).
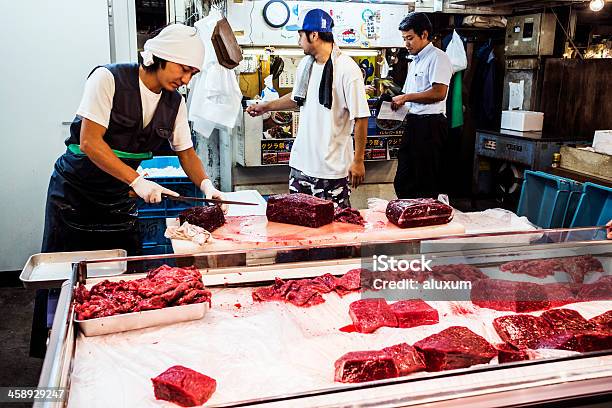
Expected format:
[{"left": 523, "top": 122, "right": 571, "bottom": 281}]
[{"left": 391, "top": 12, "right": 453, "bottom": 199}]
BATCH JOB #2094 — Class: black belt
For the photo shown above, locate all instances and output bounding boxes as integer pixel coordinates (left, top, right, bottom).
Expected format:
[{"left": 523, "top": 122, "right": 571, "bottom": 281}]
[{"left": 406, "top": 113, "right": 446, "bottom": 118}]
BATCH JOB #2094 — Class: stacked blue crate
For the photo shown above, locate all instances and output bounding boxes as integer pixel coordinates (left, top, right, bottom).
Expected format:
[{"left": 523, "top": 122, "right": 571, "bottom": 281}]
[
  {"left": 137, "top": 156, "right": 202, "bottom": 254},
  {"left": 571, "top": 182, "right": 612, "bottom": 229},
  {"left": 517, "top": 171, "right": 582, "bottom": 228}
]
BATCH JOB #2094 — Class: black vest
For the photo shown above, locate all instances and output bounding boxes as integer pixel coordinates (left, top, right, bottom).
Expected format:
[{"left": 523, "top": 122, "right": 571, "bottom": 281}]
[{"left": 66, "top": 63, "right": 182, "bottom": 154}]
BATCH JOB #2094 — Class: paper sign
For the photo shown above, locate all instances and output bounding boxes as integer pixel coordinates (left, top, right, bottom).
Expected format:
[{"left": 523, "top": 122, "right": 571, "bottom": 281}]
[
  {"left": 509, "top": 80, "right": 524, "bottom": 110},
  {"left": 377, "top": 101, "right": 409, "bottom": 121}
]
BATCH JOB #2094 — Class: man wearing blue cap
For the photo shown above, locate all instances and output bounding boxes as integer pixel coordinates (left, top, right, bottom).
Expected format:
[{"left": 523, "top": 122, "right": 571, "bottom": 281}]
[{"left": 247, "top": 9, "right": 370, "bottom": 208}]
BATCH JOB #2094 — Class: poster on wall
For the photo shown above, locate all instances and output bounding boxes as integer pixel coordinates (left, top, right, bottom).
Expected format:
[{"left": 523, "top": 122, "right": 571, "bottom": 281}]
[{"left": 228, "top": 1, "right": 408, "bottom": 48}]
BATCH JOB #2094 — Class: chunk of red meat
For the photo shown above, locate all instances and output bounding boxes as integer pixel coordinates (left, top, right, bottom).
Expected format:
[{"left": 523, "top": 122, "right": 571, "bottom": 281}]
[
  {"left": 540, "top": 309, "right": 595, "bottom": 333},
  {"left": 381, "top": 343, "right": 426, "bottom": 376},
  {"left": 266, "top": 193, "right": 334, "bottom": 228},
  {"left": 179, "top": 206, "right": 225, "bottom": 232},
  {"left": 414, "top": 326, "right": 497, "bottom": 371},
  {"left": 589, "top": 311, "right": 612, "bottom": 332},
  {"left": 386, "top": 198, "right": 453, "bottom": 228},
  {"left": 152, "top": 365, "right": 216, "bottom": 407},
  {"left": 493, "top": 314, "right": 554, "bottom": 349},
  {"left": 349, "top": 298, "right": 398, "bottom": 333},
  {"left": 334, "top": 207, "right": 365, "bottom": 226},
  {"left": 389, "top": 299, "right": 439, "bottom": 328},
  {"left": 335, "top": 268, "right": 363, "bottom": 296},
  {"left": 334, "top": 350, "right": 398, "bottom": 383},
  {"left": 430, "top": 264, "right": 488, "bottom": 282},
  {"left": 471, "top": 279, "right": 550, "bottom": 312}
]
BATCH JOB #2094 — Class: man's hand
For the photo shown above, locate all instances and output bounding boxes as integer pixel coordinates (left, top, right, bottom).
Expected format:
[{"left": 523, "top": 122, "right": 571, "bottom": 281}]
[
  {"left": 607, "top": 219, "right": 612, "bottom": 239},
  {"left": 246, "top": 102, "right": 269, "bottom": 117},
  {"left": 130, "top": 175, "right": 179, "bottom": 204},
  {"left": 348, "top": 159, "right": 365, "bottom": 188},
  {"left": 201, "top": 179, "right": 228, "bottom": 214},
  {"left": 391, "top": 94, "right": 409, "bottom": 111}
]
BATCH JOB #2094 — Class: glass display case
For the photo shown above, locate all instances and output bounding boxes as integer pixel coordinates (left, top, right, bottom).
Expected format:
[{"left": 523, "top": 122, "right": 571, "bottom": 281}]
[{"left": 32, "top": 227, "right": 611, "bottom": 407}]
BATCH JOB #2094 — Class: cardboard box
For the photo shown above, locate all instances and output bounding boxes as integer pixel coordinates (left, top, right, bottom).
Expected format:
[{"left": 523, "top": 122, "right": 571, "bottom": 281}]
[{"left": 501, "top": 110, "right": 544, "bottom": 131}]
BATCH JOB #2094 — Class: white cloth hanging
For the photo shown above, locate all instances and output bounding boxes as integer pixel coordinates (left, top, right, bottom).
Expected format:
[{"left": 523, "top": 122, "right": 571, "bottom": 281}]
[{"left": 187, "top": 11, "right": 243, "bottom": 138}]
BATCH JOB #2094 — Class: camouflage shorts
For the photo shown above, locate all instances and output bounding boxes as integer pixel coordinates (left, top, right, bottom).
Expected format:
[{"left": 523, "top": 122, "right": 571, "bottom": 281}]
[{"left": 289, "top": 168, "right": 351, "bottom": 208}]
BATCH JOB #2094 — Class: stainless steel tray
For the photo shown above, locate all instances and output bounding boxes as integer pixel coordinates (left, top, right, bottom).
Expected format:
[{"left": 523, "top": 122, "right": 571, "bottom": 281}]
[
  {"left": 76, "top": 302, "right": 209, "bottom": 337},
  {"left": 20, "top": 249, "right": 127, "bottom": 289}
]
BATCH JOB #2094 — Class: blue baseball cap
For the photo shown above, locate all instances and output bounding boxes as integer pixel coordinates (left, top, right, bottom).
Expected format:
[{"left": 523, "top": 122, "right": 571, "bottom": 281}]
[{"left": 301, "top": 9, "right": 334, "bottom": 33}]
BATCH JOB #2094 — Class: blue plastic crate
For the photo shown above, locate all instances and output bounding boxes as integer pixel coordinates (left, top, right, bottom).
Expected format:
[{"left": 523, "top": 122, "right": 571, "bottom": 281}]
[
  {"left": 570, "top": 182, "right": 612, "bottom": 228},
  {"left": 142, "top": 244, "right": 174, "bottom": 255},
  {"left": 531, "top": 171, "right": 583, "bottom": 228},
  {"left": 136, "top": 156, "right": 202, "bottom": 213},
  {"left": 517, "top": 170, "right": 576, "bottom": 228},
  {"left": 138, "top": 216, "right": 169, "bottom": 247}
]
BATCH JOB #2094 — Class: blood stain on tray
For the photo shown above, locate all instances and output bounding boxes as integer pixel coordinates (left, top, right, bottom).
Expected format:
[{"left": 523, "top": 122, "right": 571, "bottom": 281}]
[
  {"left": 339, "top": 324, "right": 357, "bottom": 333},
  {"left": 234, "top": 303, "right": 242, "bottom": 309}
]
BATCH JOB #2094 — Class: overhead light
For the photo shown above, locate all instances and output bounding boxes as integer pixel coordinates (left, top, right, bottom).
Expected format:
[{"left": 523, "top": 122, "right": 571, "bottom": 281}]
[{"left": 589, "top": 0, "right": 604, "bottom": 12}]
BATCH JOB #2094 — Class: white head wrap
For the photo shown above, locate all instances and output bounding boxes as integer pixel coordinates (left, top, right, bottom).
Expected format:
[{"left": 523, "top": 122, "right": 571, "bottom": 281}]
[{"left": 141, "top": 24, "right": 205, "bottom": 71}]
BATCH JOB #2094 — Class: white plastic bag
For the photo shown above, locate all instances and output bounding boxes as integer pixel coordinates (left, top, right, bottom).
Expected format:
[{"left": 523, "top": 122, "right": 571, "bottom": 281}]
[
  {"left": 367, "top": 197, "right": 389, "bottom": 213},
  {"left": 446, "top": 30, "right": 467, "bottom": 73}
]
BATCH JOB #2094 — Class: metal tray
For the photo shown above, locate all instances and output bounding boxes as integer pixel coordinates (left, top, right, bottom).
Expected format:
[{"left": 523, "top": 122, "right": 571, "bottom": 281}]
[
  {"left": 20, "top": 249, "right": 127, "bottom": 289},
  {"left": 76, "top": 302, "right": 209, "bottom": 337}
]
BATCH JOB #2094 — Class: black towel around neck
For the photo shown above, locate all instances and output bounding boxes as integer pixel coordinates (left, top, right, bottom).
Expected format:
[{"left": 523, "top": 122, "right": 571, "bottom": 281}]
[{"left": 319, "top": 57, "right": 333, "bottom": 109}]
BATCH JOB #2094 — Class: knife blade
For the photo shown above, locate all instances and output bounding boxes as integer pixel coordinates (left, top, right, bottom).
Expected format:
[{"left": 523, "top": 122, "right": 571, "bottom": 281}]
[{"left": 162, "top": 194, "right": 259, "bottom": 206}]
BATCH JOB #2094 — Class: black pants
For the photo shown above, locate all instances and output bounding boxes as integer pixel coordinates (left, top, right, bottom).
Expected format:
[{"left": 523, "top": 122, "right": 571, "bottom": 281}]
[{"left": 394, "top": 113, "right": 448, "bottom": 199}]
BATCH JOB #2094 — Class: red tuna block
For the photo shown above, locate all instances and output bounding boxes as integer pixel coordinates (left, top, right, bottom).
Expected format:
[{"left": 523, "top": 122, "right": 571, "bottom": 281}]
[
  {"left": 414, "top": 326, "right": 497, "bottom": 371},
  {"left": 471, "top": 279, "right": 550, "bottom": 312},
  {"left": 430, "top": 264, "right": 488, "bottom": 282},
  {"left": 151, "top": 365, "right": 216, "bottom": 407},
  {"left": 266, "top": 193, "right": 334, "bottom": 228},
  {"left": 334, "top": 350, "right": 398, "bottom": 383},
  {"left": 334, "top": 207, "right": 365, "bottom": 226},
  {"left": 540, "top": 309, "right": 595, "bottom": 333},
  {"left": 493, "top": 314, "right": 554, "bottom": 350},
  {"left": 179, "top": 206, "right": 225, "bottom": 232},
  {"left": 381, "top": 343, "right": 426, "bottom": 376},
  {"left": 589, "top": 311, "right": 612, "bottom": 332},
  {"left": 499, "top": 255, "right": 603, "bottom": 283},
  {"left": 349, "top": 298, "right": 398, "bottom": 333},
  {"left": 385, "top": 198, "right": 453, "bottom": 228},
  {"left": 389, "top": 299, "right": 439, "bottom": 328},
  {"left": 496, "top": 343, "right": 532, "bottom": 364}
]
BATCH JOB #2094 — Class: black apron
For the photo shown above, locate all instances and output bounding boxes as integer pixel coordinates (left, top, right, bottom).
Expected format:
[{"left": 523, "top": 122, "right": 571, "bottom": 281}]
[
  {"left": 31, "top": 63, "right": 182, "bottom": 357},
  {"left": 394, "top": 113, "right": 448, "bottom": 199}
]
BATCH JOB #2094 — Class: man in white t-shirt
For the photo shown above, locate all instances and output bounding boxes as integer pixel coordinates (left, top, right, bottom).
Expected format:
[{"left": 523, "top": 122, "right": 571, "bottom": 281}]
[
  {"left": 391, "top": 12, "right": 453, "bottom": 199},
  {"left": 246, "top": 9, "right": 370, "bottom": 208},
  {"left": 41, "top": 24, "right": 226, "bottom": 255}
]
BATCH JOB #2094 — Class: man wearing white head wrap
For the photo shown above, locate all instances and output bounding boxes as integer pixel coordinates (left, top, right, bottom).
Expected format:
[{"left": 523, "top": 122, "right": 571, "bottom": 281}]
[
  {"left": 41, "top": 23, "right": 225, "bottom": 255},
  {"left": 34, "top": 24, "right": 227, "bottom": 357}
]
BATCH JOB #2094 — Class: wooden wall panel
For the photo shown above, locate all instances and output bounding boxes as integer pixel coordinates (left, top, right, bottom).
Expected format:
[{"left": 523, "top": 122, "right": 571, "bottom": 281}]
[{"left": 541, "top": 59, "right": 612, "bottom": 140}]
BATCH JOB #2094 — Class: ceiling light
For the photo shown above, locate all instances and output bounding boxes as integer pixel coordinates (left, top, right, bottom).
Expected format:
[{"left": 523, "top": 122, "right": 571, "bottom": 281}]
[{"left": 589, "top": 0, "right": 605, "bottom": 12}]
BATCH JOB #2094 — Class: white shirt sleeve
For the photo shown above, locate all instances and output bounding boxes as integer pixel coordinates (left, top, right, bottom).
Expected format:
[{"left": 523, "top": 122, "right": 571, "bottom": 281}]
[
  {"left": 430, "top": 52, "right": 453, "bottom": 87},
  {"left": 76, "top": 67, "right": 115, "bottom": 128},
  {"left": 345, "top": 78, "right": 371, "bottom": 120},
  {"left": 170, "top": 98, "right": 194, "bottom": 151},
  {"left": 343, "top": 61, "right": 371, "bottom": 120}
]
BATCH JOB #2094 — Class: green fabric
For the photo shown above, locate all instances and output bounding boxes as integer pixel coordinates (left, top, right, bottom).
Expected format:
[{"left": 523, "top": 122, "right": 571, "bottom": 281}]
[
  {"left": 68, "top": 144, "right": 152, "bottom": 160},
  {"left": 450, "top": 71, "right": 464, "bottom": 129}
]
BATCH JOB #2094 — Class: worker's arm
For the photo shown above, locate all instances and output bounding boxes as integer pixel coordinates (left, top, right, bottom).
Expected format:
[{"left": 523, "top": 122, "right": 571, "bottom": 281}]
[
  {"left": 245, "top": 93, "right": 298, "bottom": 117},
  {"left": 176, "top": 147, "right": 207, "bottom": 187},
  {"left": 79, "top": 118, "right": 178, "bottom": 203},
  {"left": 391, "top": 83, "right": 448, "bottom": 109},
  {"left": 80, "top": 118, "right": 141, "bottom": 184},
  {"left": 349, "top": 117, "right": 368, "bottom": 188}
]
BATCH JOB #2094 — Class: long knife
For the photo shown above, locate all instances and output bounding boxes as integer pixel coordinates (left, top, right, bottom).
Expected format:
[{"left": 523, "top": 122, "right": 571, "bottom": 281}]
[{"left": 162, "top": 193, "right": 259, "bottom": 206}]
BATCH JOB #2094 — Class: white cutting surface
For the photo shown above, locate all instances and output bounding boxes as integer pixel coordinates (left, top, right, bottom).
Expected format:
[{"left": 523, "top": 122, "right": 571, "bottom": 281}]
[{"left": 68, "top": 271, "right": 612, "bottom": 407}]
